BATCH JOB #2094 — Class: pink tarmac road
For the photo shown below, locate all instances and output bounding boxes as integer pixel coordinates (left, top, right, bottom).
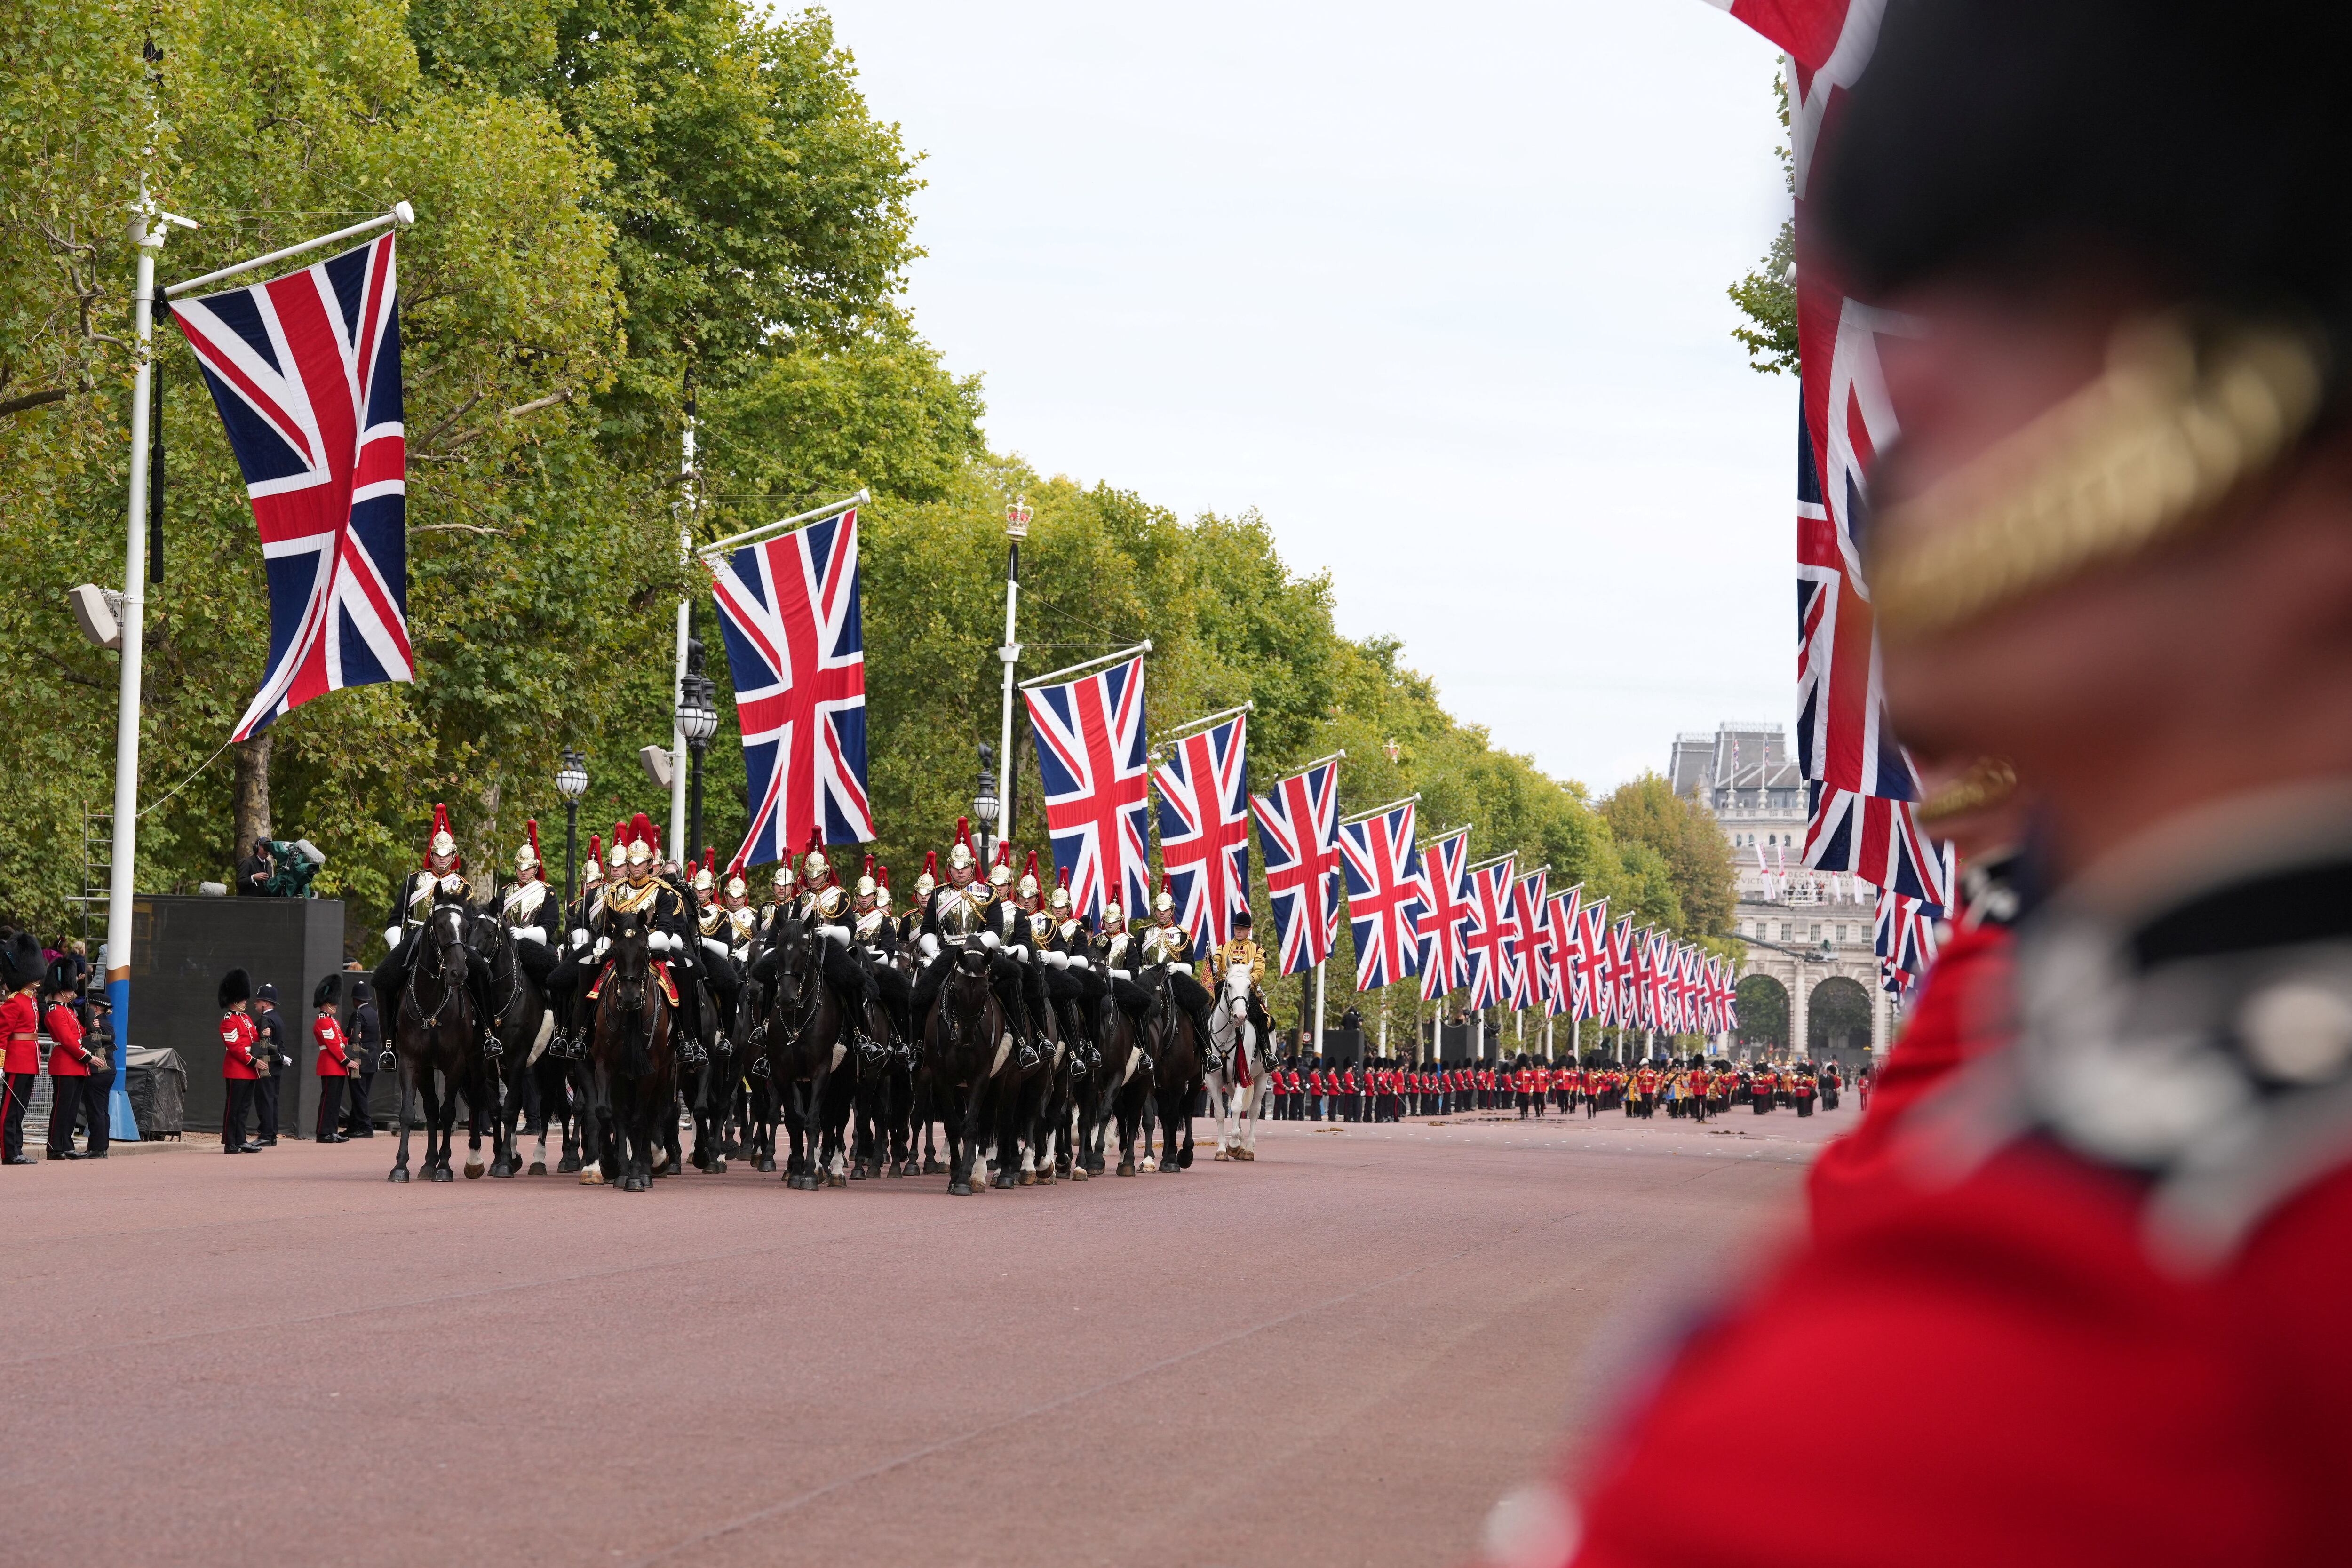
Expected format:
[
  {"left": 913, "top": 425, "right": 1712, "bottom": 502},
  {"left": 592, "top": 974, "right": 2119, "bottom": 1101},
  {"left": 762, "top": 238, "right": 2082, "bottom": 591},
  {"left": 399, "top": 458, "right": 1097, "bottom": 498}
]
[{"left": 0, "top": 1104, "right": 1846, "bottom": 1567}]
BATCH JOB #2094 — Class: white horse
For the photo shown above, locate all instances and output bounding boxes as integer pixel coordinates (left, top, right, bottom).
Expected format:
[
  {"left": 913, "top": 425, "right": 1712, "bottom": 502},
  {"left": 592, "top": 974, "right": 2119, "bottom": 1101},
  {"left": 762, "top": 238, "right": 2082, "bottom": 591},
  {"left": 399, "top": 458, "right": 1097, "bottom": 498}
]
[{"left": 1205, "top": 959, "right": 1269, "bottom": 1161}]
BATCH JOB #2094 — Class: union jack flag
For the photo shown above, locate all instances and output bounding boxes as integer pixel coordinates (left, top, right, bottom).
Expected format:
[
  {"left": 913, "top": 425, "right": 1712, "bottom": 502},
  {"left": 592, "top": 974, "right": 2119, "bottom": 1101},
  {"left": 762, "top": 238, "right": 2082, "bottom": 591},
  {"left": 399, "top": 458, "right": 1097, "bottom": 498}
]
[
  {"left": 1249, "top": 756, "right": 1342, "bottom": 976},
  {"left": 171, "top": 234, "right": 410, "bottom": 740},
  {"left": 1875, "top": 883, "right": 1944, "bottom": 998},
  {"left": 1571, "top": 897, "right": 1609, "bottom": 1021},
  {"left": 1337, "top": 802, "right": 1424, "bottom": 990},
  {"left": 1508, "top": 868, "right": 1548, "bottom": 1011},
  {"left": 1415, "top": 829, "right": 1475, "bottom": 1003},
  {"left": 1705, "top": 0, "right": 1950, "bottom": 907},
  {"left": 1545, "top": 885, "right": 1583, "bottom": 1018},
  {"left": 1152, "top": 714, "right": 1252, "bottom": 960},
  {"left": 1462, "top": 857, "right": 1518, "bottom": 1012},
  {"left": 1025, "top": 655, "right": 1151, "bottom": 923},
  {"left": 710, "top": 510, "right": 873, "bottom": 866}
]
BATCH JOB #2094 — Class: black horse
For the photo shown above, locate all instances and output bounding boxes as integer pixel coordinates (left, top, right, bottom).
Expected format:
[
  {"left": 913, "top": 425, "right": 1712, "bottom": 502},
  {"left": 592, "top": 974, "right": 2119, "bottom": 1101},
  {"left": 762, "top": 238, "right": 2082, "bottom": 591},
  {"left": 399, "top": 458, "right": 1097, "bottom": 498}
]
[
  {"left": 469, "top": 912, "right": 552, "bottom": 1178},
  {"left": 584, "top": 907, "right": 676, "bottom": 1192},
  {"left": 1084, "top": 982, "right": 1154, "bottom": 1177},
  {"left": 387, "top": 903, "right": 487, "bottom": 1184},
  {"left": 921, "top": 940, "right": 1009, "bottom": 1196},
  {"left": 1142, "top": 966, "right": 1203, "bottom": 1173},
  {"left": 754, "top": 912, "right": 855, "bottom": 1190}
]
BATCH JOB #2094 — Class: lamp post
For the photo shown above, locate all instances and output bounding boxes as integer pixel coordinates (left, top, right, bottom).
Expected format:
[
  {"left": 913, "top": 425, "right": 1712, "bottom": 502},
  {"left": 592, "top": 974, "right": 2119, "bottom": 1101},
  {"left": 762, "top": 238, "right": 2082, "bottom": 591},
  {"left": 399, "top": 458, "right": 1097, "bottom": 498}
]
[
  {"left": 972, "top": 743, "right": 1001, "bottom": 870},
  {"left": 675, "top": 638, "right": 718, "bottom": 866},
  {"left": 556, "top": 749, "right": 588, "bottom": 901},
  {"left": 995, "top": 498, "right": 1030, "bottom": 835}
]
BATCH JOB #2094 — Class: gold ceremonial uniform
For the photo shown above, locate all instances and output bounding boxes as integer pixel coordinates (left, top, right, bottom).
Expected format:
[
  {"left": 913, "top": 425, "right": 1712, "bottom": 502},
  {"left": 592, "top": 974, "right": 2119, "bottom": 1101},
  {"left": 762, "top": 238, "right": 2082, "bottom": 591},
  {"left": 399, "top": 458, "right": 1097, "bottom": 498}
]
[{"left": 1209, "top": 937, "right": 1267, "bottom": 995}]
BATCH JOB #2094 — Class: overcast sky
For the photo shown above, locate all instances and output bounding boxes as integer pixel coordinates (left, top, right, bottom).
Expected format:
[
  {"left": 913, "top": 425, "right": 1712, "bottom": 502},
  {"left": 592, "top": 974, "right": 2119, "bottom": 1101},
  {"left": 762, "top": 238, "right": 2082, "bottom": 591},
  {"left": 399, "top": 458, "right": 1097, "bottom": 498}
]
[{"left": 812, "top": 0, "right": 1792, "bottom": 792}]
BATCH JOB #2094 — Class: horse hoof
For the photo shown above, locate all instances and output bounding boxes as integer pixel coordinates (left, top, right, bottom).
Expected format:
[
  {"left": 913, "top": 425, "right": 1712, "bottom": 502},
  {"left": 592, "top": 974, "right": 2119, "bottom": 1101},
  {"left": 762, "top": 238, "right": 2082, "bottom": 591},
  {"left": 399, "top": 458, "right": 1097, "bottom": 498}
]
[
  {"left": 1213, "top": 1147, "right": 1230, "bottom": 1160},
  {"left": 388, "top": 1167, "right": 410, "bottom": 1183},
  {"left": 1137, "top": 1156, "right": 1156, "bottom": 1173},
  {"left": 432, "top": 1167, "right": 455, "bottom": 1183},
  {"left": 923, "top": 1159, "right": 946, "bottom": 1175},
  {"left": 828, "top": 1170, "right": 847, "bottom": 1188},
  {"left": 949, "top": 1180, "right": 973, "bottom": 1196},
  {"left": 528, "top": 1160, "right": 548, "bottom": 1176},
  {"left": 990, "top": 1171, "right": 1015, "bottom": 1190},
  {"left": 1178, "top": 1148, "right": 1195, "bottom": 1169},
  {"left": 1116, "top": 1160, "right": 1135, "bottom": 1176},
  {"left": 886, "top": 1161, "right": 906, "bottom": 1178},
  {"left": 757, "top": 1157, "right": 777, "bottom": 1174},
  {"left": 578, "top": 1169, "right": 605, "bottom": 1186},
  {"left": 489, "top": 1161, "right": 515, "bottom": 1178},
  {"left": 711, "top": 1159, "right": 727, "bottom": 1174},
  {"left": 1237, "top": 1148, "right": 1255, "bottom": 1162},
  {"left": 847, "top": 1164, "right": 866, "bottom": 1182}
]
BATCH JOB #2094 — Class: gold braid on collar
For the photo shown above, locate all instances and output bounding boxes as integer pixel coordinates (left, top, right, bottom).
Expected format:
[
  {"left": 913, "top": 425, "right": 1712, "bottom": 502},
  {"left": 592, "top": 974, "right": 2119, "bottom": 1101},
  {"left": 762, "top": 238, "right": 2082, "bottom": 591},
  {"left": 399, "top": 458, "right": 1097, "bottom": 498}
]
[{"left": 1870, "top": 315, "right": 2326, "bottom": 641}]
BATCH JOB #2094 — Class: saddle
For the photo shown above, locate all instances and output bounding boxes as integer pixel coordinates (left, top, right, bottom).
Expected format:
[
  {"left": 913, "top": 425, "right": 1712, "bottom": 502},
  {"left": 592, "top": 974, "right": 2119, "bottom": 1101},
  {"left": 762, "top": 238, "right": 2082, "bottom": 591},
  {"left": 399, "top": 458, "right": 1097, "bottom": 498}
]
[{"left": 585, "top": 958, "right": 680, "bottom": 1007}]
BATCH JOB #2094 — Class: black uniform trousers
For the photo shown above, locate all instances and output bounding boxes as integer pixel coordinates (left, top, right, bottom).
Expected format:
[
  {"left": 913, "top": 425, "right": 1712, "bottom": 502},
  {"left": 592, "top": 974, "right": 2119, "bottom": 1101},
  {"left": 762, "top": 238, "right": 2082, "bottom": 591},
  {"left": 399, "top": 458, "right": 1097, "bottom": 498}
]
[
  {"left": 78, "top": 1068, "right": 113, "bottom": 1154},
  {"left": 255, "top": 1068, "right": 283, "bottom": 1142},
  {"left": 315, "top": 1075, "right": 345, "bottom": 1139},
  {"left": 45, "top": 1075, "right": 84, "bottom": 1155},
  {"left": 1, "top": 1071, "right": 32, "bottom": 1160},
  {"left": 222, "top": 1079, "right": 255, "bottom": 1148},
  {"left": 343, "top": 1068, "right": 377, "bottom": 1133}
]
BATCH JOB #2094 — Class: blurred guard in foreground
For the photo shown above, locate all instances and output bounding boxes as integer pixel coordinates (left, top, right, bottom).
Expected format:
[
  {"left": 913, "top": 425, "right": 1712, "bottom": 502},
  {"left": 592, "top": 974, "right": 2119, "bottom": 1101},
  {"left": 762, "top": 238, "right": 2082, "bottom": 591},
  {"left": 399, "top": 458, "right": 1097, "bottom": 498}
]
[{"left": 1507, "top": 5, "right": 2352, "bottom": 1566}]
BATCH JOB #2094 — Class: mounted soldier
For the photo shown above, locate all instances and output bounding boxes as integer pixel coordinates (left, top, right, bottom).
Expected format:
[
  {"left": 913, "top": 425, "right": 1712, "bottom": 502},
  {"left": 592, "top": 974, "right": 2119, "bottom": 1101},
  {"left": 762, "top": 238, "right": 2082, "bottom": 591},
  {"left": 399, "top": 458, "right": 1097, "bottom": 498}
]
[
  {"left": 1208, "top": 907, "right": 1276, "bottom": 1065},
  {"left": 372, "top": 803, "right": 499, "bottom": 1058},
  {"left": 1140, "top": 874, "right": 1219, "bottom": 1061},
  {"left": 585, "top": 814, "right": 695, "bottom": 1049},
  {"left": 500, "top": 819, "right": 561, "bottom": 992}
]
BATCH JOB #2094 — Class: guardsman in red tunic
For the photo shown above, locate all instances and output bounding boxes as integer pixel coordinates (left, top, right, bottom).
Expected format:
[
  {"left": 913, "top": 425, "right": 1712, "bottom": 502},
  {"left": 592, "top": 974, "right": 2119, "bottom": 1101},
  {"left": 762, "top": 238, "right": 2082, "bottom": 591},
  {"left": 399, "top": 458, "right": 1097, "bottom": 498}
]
[
  {"left": 1523, "top": 12, "right": 2352, "bottom": 1562},
  {"left": 217, "top": 967, "right": 262, "bottom": 1154},
  {"left": 42, "top": 986, "right": 93, "bottom": 1160},
  {"left": 0, "top": 932, "right": 43, "bottom": 1165},
  {"left": 313, "top": 988, "right": 354, "bottom": 1143},
  {"left": 1747, "top": 1063, "right": 1776, "bottom": 1116}
]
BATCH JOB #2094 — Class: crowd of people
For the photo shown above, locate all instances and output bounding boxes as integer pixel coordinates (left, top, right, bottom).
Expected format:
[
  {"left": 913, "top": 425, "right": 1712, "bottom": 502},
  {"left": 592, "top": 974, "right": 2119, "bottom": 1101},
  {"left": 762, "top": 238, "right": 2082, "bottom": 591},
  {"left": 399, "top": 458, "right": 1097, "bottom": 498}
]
[{"left": 1261, "top": 1055, "right": 1867, "bottom": 1124}]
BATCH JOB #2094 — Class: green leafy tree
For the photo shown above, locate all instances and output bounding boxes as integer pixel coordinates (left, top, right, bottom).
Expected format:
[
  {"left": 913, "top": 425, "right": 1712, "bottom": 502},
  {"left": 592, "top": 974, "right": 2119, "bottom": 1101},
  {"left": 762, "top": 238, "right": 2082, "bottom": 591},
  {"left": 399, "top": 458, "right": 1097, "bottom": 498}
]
[{"left": 1728, "top": 73, "right": 1796, "bottom": 376}]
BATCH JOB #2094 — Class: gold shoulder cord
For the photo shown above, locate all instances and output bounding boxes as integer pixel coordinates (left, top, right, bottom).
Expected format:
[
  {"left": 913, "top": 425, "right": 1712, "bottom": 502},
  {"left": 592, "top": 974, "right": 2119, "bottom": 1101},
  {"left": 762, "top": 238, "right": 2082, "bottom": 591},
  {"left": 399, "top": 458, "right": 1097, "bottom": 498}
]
[{"left": 1871, "top": 316, "right": 2325, "bottom": 640}]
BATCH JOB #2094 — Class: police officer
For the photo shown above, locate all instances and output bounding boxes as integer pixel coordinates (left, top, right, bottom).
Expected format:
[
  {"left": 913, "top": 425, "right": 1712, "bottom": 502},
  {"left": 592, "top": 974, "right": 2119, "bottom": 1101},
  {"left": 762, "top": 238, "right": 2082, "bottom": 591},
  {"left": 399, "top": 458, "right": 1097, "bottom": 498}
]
[
  {"left": 342, "top": 977, "right": 381, "bottom": 1134},
  {"left": 250, "top": 982, "right": 292, "bottom": 1145}
]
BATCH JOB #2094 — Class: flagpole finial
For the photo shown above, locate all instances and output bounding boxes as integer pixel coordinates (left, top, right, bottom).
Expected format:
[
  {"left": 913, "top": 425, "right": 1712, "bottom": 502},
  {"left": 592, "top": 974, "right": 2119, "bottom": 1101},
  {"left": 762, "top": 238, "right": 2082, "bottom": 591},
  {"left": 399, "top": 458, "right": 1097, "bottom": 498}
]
[{"left": 393, "top": 200, "right": 416, "bottom": 227}]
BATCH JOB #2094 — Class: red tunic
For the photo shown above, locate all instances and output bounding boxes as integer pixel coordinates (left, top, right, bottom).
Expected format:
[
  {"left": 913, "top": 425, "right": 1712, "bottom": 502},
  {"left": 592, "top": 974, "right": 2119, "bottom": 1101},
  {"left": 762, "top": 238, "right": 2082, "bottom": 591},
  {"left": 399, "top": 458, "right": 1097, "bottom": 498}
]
[
  {"left": 314, "top": 1014, "right": 351, "bottom": 1076},
  {"left": 221, "top": 1011, "right": 259, "bottom": 1080},
  {"left": 0, "top": 992, "right": 36, "bottom": 1075},
  {"left": 43, "top": 1004, "right": 88, "bottom": 1075},
  {"left": 1809, "top": 921, "right": 2016, "bottom": 1244},
  {"left": 1562, "top": 1143, "right": 2352, "bottom": 1568}
]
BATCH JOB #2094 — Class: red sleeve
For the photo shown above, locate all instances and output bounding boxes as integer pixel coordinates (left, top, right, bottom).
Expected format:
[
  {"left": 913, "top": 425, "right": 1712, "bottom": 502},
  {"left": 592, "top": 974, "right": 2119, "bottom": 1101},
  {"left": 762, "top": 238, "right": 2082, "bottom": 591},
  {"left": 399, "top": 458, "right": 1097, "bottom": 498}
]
[{"left": 1565, "top": 1147, "right": 2352, "bottom": 1568}]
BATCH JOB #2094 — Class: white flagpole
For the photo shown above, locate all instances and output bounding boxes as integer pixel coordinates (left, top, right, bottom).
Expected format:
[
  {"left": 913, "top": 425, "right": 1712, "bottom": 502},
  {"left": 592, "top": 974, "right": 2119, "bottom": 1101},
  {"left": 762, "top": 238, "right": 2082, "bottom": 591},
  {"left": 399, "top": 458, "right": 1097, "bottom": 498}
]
[
  {"left": 669, "top": 377, "right": 695, "bottom": 862},
  {"left": 104, "top": 193, "right": 180, "bottom": 1138}
]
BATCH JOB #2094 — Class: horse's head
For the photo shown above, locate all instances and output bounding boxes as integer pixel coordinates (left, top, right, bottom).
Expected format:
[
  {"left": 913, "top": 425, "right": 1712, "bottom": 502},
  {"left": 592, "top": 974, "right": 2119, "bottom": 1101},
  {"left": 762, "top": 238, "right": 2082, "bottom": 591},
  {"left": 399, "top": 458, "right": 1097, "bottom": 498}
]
[
  {"left": 938, "top": 942, "right": 993, "bottom": 1048},
  {"left": 421, "top": 903, "right": 470, "bottom": 985},
  {"left": 1220, "top": 956, "right": 1254, "bottom": 1019},
  {"left": 766, "top": 913, "right": 809, "bottom": 1021},
  {"left": 605, "top": 907, "right": 652, "bottom": 1012}
]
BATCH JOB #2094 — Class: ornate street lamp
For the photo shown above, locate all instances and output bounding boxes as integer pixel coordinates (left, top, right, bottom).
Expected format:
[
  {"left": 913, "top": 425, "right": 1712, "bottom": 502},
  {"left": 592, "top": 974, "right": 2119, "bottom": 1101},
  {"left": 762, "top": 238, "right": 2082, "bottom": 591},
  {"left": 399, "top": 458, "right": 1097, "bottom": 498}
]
[
  {"left": 675, "top": 638, "right": 719, "bottom": 866},
  {"left": 972, "top": 742, "right": 1001, "bottom": 868},
  {"left": 555, "top": 748, "right": 589, "bottom": 900},
  {"left": 993, "top": 499, "right": 1032, "bottom": 841}
]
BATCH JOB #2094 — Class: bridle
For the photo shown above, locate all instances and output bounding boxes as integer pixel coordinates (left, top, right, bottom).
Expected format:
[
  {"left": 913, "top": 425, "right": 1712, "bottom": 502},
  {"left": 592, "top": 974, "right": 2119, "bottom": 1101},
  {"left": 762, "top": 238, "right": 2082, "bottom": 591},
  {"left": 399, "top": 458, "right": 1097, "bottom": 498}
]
[{"left": 402, "top": 904, "right": 468, "bottom": 1035}]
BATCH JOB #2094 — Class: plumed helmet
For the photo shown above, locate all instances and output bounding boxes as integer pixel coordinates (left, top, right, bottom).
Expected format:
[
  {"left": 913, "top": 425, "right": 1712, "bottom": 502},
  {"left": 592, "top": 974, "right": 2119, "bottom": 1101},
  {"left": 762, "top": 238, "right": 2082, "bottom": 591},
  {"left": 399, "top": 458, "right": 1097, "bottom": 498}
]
[
  {"left": 693, "top": 846, "right": 716, "bottom": 893},
  {"left": 627, "top": 812, "right": 654, "bottom": 866},
  {"left": 607, "top": 821, "right": 630, "bottom": 870},
  {"left": 949, "top": 816, "right": 975, "bottom": 871},
  {"left": 916, "top": 850, "right": 939, "bottom": 899},
  {"left": 584, "top": 834, "right": 604, "bottom": 884},
  {"left": 424, "top": 803, "right": 457, "bottom": 866},
  {"left": 772, "top": 860, "right": 797, "bottom": 891},
  {"left": 856, "top": 854, "right": 878, "bottom": 899},
  {"left": 1153, "top": 870, "right": 1174, "bottom": 915},
  {"left": 1017, "top": 850, "right": 1040, "bottom": 900},
  {"left": 1049, "top": 863, "right": 1070, "bottom": 912},
  {"left": 802, "top": 828, "right": 828, "bottom": 880},
  {"left": 989, "top": 842, "right": 1013, "bottom": 888},
  {"left": 0, "top": 931, "right": 45, "bottom": 991},
  {"left": 217, "top": 967, "right": 253, "bottom": 1009},
  {"left": 517, "top": 819, "right": 542, "bottom": 876},
  {"left": 874, "top": 865, "right": 893, "bottom": 911},
  {"left": 724, "top": 852, "right": 749, "bottom": 902},
  {"left": 1102, "top": 899, "right": 1124, "bottom": 927}
]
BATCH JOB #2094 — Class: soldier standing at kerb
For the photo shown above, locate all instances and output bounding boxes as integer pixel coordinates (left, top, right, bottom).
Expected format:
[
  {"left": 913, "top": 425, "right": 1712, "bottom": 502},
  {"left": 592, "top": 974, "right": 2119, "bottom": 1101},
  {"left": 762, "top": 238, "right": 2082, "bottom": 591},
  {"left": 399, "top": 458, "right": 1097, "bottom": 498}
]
[{"left": 1517, "top": 5, "right": 2352, "bottom": 1565}]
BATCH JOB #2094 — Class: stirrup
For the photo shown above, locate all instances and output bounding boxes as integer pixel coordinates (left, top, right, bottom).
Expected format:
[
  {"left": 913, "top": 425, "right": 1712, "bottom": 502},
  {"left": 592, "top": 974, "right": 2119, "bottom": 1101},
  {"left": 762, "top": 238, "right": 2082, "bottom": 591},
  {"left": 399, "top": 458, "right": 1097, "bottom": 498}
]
[
  {"left": 377, "top": 1047, "right": 398, "bottom": 1071},
  {"left": 750, "top": 1055, "right": 771, "bottom": 1078},
  {"left": 482, "top": 1032, "right": 504, "bottom": 1058}
]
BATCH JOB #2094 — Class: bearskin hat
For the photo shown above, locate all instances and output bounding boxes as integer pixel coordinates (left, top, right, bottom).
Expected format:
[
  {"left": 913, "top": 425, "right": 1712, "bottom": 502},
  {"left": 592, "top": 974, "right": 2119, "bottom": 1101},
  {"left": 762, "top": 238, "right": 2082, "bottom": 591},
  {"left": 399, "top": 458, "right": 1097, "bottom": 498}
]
[
  {"left": 0, "top": 931, "right": 44, "bottom": 992},
  {"left": 312, "top": 973, "right": 339, "bottom": 1009},
  {"left": 217, "top": 967, "right": 253, "bottom": 1009}
]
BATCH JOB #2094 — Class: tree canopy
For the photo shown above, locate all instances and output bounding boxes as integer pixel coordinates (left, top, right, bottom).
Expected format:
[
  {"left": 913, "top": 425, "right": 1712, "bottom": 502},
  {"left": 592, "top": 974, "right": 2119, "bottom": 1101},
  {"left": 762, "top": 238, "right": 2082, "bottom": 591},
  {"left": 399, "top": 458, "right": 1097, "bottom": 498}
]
[{"left": 0, "top": 0, "right": 1731, "bottom": 1030}]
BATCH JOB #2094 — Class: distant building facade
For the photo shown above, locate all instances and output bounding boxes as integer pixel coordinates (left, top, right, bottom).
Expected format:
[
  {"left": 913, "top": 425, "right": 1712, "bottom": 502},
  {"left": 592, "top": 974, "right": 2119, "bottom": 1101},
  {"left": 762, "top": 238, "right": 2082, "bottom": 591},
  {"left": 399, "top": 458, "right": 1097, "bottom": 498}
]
[{"left": 1671, "top": 721, "right": 1890, "bottom": 1061}]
